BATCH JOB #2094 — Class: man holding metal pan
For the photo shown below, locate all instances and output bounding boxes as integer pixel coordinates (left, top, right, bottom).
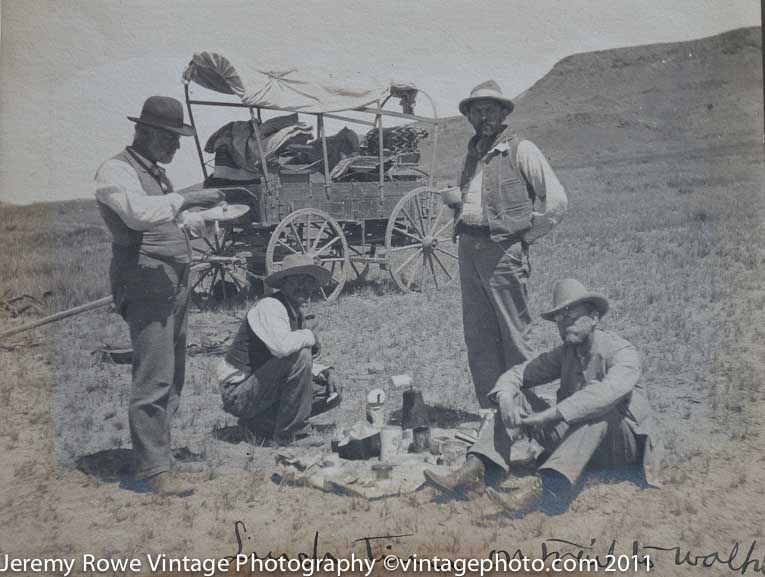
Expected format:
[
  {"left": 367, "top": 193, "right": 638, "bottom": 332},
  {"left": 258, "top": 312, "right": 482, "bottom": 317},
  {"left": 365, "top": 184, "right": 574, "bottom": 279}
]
[
  {"left": 217, "top": 254, "right": 343, "bottom": 447},
  {"left": 95, "top": 95, "right": 224, "bottom": 496}
]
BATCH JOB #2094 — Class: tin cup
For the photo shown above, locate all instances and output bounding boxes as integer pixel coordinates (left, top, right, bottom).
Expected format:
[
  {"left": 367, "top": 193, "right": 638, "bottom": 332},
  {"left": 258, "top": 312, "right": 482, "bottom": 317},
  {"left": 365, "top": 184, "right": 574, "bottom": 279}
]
[
  {"left": 412, "top": 426, "right": 431, "bottom": 453},
  {"left": 439, "top": 186, "right": 462, "bottom": 206},
  {"left": 380, "top": 426, "right": 402, "bottom": 461}
]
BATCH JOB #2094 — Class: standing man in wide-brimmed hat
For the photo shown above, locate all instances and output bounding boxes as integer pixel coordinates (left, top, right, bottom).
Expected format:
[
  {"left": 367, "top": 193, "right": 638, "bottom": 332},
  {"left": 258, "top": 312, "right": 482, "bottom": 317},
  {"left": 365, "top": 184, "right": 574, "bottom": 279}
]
[
  {"left": 95, "top": 96, "right": 224, "bottom": 496},
  {"left": 425, "top": 279, "right": 661, "bottom": 511},
  {"left": 217, "top": 254, "right": 343, "bottom": 446},
  {"left": 447, "top": 81, "right": 568, "bottom": 409}
]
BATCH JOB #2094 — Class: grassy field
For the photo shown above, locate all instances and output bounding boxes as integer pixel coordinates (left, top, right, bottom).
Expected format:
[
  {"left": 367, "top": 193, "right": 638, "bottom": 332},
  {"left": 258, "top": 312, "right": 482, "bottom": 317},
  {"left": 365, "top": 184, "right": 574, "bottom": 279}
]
[{"left": 0, "top": 28, "right": 763, "bottom": 576}]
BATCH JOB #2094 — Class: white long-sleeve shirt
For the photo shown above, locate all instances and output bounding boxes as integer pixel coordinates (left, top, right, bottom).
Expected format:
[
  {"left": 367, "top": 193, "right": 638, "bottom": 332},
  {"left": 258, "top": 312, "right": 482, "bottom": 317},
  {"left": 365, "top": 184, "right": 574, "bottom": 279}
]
[
  {"left": 95, "top": 152, "right": 185, "bottom": 230},
  {"left": 94, "top": 151, "right": 209, "bottom": 237},
  {"left": 217, "top": 297, "right": 327, "bottom": 385},
  {"left": 460, "top": 139, "right": 567, "bottom": 243}
]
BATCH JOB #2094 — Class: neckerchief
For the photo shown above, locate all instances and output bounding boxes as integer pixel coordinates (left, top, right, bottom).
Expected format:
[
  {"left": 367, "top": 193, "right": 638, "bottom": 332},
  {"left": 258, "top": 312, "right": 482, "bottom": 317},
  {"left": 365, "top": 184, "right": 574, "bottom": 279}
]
[{"left": 126, "top": 147, "right": 173, "bottom": 193}]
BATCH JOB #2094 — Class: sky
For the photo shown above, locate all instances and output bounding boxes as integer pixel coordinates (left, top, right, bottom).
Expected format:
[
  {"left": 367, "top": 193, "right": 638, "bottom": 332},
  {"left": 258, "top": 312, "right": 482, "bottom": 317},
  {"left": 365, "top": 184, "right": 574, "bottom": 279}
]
[{"left": 0, "top": 0, "right": 761, "bottom": 204}]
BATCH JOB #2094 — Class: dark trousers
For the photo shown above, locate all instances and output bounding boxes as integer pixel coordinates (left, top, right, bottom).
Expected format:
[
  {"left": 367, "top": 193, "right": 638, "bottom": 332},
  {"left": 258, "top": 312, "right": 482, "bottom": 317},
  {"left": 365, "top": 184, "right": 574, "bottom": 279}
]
[
  {"left": 220, "top": 348, "right": 315, "bottom": 439},
  {"left": 113, "top": 253, "right": 190, "bottom": 479},
  {"left": 459, "top": 234, "right": 534, "bottom": 408}
]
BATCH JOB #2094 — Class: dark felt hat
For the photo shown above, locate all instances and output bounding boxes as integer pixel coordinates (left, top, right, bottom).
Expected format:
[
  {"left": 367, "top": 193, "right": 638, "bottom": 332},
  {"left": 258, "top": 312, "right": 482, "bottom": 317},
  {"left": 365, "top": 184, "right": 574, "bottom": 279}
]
[{"left": 128, "top": 95, "right": 195, "bottom": 136}]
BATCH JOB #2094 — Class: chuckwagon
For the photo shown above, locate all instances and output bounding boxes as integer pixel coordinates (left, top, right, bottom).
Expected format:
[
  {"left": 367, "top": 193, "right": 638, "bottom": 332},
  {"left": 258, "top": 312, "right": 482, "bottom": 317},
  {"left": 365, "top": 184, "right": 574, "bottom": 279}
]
[{"left": 181, "top": 52, "right": 458, "bottom": 305}]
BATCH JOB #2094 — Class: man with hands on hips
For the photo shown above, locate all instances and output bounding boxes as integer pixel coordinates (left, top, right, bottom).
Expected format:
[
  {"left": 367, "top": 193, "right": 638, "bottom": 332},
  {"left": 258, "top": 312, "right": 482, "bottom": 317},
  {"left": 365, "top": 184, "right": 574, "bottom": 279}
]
[{"left": 445, "top": 80, "right": 567, "bottom": 409}]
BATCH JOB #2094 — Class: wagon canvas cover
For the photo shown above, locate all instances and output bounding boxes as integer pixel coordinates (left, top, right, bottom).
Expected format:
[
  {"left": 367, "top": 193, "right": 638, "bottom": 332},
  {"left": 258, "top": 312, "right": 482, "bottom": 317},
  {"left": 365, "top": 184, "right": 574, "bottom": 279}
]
[{"left": 183, "top": 52, "right": 416, "bottom": 113}]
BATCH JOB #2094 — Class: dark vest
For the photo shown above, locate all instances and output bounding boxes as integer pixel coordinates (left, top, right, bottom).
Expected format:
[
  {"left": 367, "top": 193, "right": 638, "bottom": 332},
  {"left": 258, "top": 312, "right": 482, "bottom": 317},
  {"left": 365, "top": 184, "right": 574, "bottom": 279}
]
[
  {"left": 97, "top": 148, "right": 190, "bottom": 262},
  {"left": 225, "top": 292, "right": 303, "bottom": 374},
  {"left": 460, "top": 127, "right": 535, "bottom": 244}
]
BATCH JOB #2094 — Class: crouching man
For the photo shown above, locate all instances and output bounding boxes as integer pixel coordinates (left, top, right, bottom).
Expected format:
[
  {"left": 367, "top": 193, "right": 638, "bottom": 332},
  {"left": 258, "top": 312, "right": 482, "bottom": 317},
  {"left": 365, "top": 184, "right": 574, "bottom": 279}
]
[
  {"left": 217, "top": 254, "right": 342, "bottom": 446},
  {"left": 425, "top": 279, "right": 660, "bottom": 511}
]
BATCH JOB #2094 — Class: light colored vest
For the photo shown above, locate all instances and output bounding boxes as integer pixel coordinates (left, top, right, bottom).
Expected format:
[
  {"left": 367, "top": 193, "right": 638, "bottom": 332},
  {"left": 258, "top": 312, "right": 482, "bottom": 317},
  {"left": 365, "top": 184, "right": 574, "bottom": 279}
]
[{"left": 460, "top": 128, "right": 534, "bottom": 244}]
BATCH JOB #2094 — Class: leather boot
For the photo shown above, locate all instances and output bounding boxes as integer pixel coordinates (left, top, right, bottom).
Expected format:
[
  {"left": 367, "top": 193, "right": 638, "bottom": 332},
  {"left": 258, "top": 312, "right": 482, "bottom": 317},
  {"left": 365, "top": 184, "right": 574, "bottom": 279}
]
[
  {"left": 486, "top": 475, "right": 544, "bottom": 512},
  {"left": 424, "top": 454, "right": 486, "bottom": 495}
]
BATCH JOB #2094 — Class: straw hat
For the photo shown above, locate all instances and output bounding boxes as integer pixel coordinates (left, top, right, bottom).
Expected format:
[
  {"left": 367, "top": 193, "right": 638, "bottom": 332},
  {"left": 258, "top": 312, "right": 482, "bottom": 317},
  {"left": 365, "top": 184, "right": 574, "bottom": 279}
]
[
  {"left": 265, "top": 254, "right": 331, "bottom": 288},
  {"left": 458, "top": 80, "right": 515, "bottom": 116},
  {"left": 540, "top": 279, "right": 609, "bottom": 321}
]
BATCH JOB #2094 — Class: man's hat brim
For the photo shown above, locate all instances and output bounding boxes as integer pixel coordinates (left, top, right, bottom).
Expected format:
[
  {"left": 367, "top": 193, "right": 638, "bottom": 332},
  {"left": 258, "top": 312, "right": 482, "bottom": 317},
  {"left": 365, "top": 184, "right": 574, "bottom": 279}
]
[
  {"left": 265, "top": 264, "right": 332, "bottom": 288},
  {"left": 459, "top": 96, "right": 515, "bottom": 116},
  {"left": 541, "top": 293, "right": 609, "bottom": 321},
  {"left": 127, "top": 116, "right": 196, "bottom": 137}
]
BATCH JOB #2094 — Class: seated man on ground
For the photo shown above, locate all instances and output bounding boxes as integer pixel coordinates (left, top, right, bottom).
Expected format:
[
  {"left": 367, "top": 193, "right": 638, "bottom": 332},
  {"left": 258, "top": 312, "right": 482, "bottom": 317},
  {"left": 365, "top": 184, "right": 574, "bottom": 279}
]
[
  {"left": 217, "top": 254, "right": 342, "bottom": 446},
  {"left": 425, "top": 278, "right": 660, "bottom": 511}
]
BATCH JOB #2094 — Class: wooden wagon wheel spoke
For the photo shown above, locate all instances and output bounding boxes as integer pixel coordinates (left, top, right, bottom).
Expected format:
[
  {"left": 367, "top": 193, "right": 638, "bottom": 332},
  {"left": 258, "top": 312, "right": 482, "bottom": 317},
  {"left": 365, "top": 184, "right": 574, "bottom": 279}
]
[
  {"left": 426, "top": 253, "right": 440, "bottom": 288},
  {"left": 420, "top": 192, "right": 435, "bottom": 235},
  {"left": 389, "top": 243, "right": 420, "bottom": 253},
  {"left": 406, "top": 252, "right": 427, "bottom": 291},
  {"left": 392, "top": 226, "right": 423, "bottom": 244},
  {"left": 413, "top": 195, "right": 427, "bottom": 238},
  {"left": 430, "top": 204, "right": 449, "bottom": 237},
  {"left": 289, "top": 221, "right": 306, "bottom": 253},
  {"left": 385, "top": 187, "right": 459, "bottom": 294},
  {"left": 202, "top": 236, "right": 217, "bottom": 253},
  {"left": 277, "top": 239, "right": 299, "bottom": 255},
  {"left": 311, "top": 220, "right": 329, "bottom": 251},
  {"left": 434, "top": 246, "right": 459, "bottom": 260},
  {"left": 191, "top": 266, "right": 214, "bottom": 291},
  {"left": 395, "top": 248, "right": 422, "bottom": 275},
  {"left": 431, "top": 251, "right": 455, "bottom": 280},
  {"left": 399, "top": 206, "right": 424, "bottom": 237},
  {"left": 316, "top": 235, "right": 341, "bottom": 256}
]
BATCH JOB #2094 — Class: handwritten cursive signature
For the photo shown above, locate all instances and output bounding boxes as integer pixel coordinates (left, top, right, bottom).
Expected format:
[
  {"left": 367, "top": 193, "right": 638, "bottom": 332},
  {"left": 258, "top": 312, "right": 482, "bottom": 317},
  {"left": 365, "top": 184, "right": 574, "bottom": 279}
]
[{"left": 229, "top": 522, "right": 764, "bottom": 575}]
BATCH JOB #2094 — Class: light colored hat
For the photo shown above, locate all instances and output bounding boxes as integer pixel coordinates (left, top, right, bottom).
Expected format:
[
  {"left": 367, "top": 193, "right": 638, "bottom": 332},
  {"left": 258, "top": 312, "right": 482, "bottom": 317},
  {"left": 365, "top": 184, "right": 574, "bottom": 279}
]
[
  {"left": 458, "top": 80, "right": 515, "bottom": 116},
  {"left": 541, "top": 279, "right": 609, "bottom": 321},
  {"left": 128, "top": 95, "right": 195, "bottom": 137},
  {"left": 265, "top": 254, "right": 332, "bottom": 288}
]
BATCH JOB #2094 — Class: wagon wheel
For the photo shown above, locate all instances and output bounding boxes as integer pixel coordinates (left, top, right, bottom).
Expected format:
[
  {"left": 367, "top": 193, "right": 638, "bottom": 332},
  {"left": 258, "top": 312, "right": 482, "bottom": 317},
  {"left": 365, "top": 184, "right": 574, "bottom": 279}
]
[
  {"left": 384, "top": 187, "right": 459, "bottom": 293},
  {"left": 190, "top": 226, "right": 251, "bottom": 309},
  {"left": 265, "top": 208, "right": 349, "bottom": 302}
]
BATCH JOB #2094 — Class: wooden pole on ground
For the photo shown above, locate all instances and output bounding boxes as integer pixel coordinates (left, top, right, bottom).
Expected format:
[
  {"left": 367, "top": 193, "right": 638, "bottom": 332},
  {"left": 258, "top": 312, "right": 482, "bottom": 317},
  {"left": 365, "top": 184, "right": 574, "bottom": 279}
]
[{"left": 0, "top": 296, "right": 113, "bottom": 340}]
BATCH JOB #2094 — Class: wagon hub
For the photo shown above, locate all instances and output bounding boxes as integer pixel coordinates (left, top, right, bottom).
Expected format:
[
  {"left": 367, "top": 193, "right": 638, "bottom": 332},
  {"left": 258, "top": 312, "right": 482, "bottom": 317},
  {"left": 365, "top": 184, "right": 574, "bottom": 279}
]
[{"left": 421, "top": 235, "right": 438, "bottom": 254}]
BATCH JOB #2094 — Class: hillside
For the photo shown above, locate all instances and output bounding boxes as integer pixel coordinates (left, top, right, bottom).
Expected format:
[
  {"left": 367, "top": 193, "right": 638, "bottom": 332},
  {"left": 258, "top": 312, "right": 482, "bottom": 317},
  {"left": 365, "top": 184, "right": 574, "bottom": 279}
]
[{"left": 419, "top": 26, "right": 763, "bottom": 182}]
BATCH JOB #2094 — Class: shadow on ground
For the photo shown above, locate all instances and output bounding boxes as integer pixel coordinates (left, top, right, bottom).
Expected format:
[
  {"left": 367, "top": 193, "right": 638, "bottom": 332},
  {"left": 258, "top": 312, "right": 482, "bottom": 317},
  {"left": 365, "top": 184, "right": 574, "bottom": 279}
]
[
  {"left": 75, "top": 449, "right": 132, "bottom": 482},
  {"left": 388, "top": 405, "right": 481, "bottom": 428},
  {"left": 75, "top": 447, "right": 206, "bottom": 482}
]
